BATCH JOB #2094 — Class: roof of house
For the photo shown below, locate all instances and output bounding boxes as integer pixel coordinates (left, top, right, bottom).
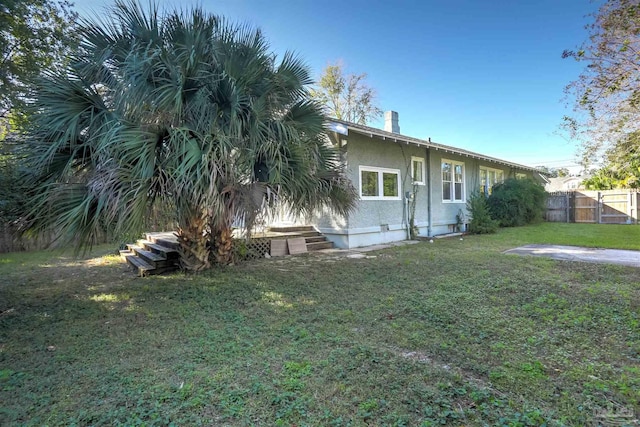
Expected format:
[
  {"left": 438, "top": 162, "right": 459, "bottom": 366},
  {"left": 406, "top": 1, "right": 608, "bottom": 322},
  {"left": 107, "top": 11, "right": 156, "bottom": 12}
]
[
  {"left": 545, "top": 176, "right": 589, "bottom": 191},
  {"left": 329, "top": 119, "right": 539, "bottom": 173}
]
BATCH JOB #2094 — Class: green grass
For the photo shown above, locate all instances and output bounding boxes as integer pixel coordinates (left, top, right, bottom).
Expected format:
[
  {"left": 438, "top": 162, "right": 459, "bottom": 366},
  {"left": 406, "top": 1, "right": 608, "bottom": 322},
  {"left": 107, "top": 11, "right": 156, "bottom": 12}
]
[
  {"left": 1, "top": 223, "right": 639, "bottom": 426},
  {"left": 487, "top": 222, "right": 640, "bottom": 250}
]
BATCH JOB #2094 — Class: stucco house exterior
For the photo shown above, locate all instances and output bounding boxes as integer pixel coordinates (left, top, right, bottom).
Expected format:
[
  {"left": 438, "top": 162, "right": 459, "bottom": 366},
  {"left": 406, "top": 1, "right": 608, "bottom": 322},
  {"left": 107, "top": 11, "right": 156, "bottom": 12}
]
[
  {"left": 544, "top": 176, "right": 588, "bottom": 192},
  {"left": 278, "top": 111, "right": 540, "bottom": 249}
]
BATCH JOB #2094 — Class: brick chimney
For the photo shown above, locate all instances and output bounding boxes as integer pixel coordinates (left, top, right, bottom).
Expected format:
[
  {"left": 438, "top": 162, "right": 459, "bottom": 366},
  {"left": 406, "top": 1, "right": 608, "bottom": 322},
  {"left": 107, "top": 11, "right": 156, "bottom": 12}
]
[{"left": 384, "top": 111, "right": 400, "bottom": 134}]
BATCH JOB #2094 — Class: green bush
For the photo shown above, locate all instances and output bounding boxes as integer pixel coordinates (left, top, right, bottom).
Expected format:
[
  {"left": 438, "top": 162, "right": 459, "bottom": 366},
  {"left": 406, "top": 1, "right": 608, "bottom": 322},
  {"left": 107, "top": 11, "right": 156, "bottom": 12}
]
[
  {"left": 488, "top": 178, "right": 547, "bottom": 227},
  {"left": 466, "top": 192, "right": 499, "bottom": 234}
]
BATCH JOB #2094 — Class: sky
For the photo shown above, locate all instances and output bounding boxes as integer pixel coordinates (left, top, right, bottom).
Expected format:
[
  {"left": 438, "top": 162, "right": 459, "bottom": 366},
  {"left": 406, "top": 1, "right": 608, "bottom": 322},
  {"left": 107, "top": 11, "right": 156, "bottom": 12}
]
[{"left": 72, "top": 0, "right": 599, "bottom": 173}]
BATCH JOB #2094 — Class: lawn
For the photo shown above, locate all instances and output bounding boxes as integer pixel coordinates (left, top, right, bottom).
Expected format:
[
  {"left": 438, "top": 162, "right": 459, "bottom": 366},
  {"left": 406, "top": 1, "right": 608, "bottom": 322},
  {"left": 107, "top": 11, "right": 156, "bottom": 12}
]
[{"left": 1, "top": 223, "right": 639, "bottom": 426}]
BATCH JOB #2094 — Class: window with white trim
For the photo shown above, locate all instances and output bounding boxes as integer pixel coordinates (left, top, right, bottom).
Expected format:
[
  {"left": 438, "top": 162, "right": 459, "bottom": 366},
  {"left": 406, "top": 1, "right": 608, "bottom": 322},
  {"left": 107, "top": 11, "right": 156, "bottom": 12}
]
[
  {"left": 442, "top": 160, "right": 465, "bottom": 202},
  {"left": 359, "top": 166, "right": 401, "bottom": 200},
  {"left": 479, "top": 166, "right": 504, "bottom": 195},
  {"left": 411, "top": 156, "right": 425, "bottom": 185}
]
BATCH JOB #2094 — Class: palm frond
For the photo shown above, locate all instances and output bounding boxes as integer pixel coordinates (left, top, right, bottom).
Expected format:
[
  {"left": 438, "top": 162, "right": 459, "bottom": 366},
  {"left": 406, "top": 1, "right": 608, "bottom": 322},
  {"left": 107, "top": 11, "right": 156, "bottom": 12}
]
[{"left": 26, "top": 0, "right": 357, "bottom": 264}]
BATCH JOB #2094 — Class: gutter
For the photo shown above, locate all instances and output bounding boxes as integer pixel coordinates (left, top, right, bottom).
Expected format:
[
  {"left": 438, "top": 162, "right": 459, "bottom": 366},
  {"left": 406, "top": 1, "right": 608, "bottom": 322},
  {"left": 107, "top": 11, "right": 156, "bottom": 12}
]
[{"left": 330, "top": 119, "right": 538, "bottom": 173}]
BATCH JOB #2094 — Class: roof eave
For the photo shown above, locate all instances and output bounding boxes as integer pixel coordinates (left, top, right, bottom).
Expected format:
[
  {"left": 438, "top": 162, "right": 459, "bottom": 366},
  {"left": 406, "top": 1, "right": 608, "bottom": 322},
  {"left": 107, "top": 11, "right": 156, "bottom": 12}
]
[{"left": 331, "top": 119, "right": 538, "bottom": 173}]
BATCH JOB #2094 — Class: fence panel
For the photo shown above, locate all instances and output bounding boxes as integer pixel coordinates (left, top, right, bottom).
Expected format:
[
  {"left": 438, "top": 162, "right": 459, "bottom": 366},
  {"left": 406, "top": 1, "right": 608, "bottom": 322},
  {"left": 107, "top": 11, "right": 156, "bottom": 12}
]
[
  {"left": 574, "top": 192, "right": 598, "bottom": 223},
  {"left": 546, "top": 192, "right": 569, "bottom": 222},
  {"left": 545, "top": 189, "right": 640, "bottom": 224},
  {"left": 600, "top": 192, "right": 632, "bottom": 224}
]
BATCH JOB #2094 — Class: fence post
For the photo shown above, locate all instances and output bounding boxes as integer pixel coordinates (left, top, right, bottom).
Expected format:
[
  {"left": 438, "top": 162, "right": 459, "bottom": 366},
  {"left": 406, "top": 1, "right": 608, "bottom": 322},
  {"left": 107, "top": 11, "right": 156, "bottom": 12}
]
[
  {"left": 565, "top": 192, "right": 570, "bottom": 223},
  {"left": 597, "top": 191, "right": 602, "bottom": 224},
  {"left": 570, "top": 192, "right": 576, "bottom": 223}
]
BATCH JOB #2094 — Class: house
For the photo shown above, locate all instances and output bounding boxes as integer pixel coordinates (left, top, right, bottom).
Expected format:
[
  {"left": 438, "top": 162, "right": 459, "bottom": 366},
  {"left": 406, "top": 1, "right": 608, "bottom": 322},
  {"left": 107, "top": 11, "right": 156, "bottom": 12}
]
[
  {"left": 278, "top": 111, "right": 541, "bottom": 249},
  {"left": 544, "top": 176, "right": 588, "bottom": 192}
]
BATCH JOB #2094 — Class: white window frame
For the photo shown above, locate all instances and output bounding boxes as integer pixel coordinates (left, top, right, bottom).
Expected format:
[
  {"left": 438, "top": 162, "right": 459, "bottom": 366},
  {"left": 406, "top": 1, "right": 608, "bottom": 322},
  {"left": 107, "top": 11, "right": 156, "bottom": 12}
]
[
  {"left": 359, "top": 166, "right": 402, "bottom": 200},
  {"left": 480, "top": 166, "right": 504, "bottom": 195},
  {"left": 442, "top": 159, "right": 465, "bottom": 203},
  {"left": 411, "top": 156, "right": 426, "bottom": 185}
]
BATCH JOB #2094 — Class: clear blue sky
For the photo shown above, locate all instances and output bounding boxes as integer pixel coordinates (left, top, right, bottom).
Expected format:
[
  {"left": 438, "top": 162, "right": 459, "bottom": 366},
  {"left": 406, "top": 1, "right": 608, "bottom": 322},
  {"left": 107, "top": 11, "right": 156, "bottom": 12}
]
[{"left": 73, "top": 0, "right": 598, "bottom": 172}]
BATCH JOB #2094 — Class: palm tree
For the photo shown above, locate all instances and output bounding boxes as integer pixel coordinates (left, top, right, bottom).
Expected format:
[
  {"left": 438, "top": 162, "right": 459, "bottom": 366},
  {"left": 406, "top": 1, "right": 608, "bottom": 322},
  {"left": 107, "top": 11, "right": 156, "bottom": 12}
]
[{"left": 26, "top": 0, "right": 357, "bottom": 271}]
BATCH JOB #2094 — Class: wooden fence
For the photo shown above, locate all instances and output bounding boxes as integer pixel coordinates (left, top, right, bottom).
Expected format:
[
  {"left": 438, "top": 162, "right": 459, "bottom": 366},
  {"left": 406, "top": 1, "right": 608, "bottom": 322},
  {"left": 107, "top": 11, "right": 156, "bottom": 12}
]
[
  {"left": 1, "top": 204, "right": 176, "bottom": 254},
  {"left": 0, "top": 225, "right": 55, "bottom": 253},
  {"left": 0, "top": 225, "right": 114, "bottom": 253},
  {"left": 546, "top": 190, "right": 640, "bottom": 224}
]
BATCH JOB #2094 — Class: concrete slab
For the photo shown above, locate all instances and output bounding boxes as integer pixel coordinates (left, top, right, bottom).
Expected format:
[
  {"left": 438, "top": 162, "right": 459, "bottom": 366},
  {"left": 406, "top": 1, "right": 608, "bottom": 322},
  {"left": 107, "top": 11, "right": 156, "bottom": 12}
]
[
  {"left": 270, "top": 239, "right": 288, "bottom": 257},
  {"left": 346, "top": 253, "right": 377, "bottom": 259},
  {"left": 307, "top": 239, "right": 421, "bottom": 259},
  {"left": 351, "top": 240, "right": 420, "bottom": 253},
  {"left": 287, "top": 237, "right": 308, "bottom": 255},
  {"left": 504, "top": 244, "right": 640, "bottom": 268}
]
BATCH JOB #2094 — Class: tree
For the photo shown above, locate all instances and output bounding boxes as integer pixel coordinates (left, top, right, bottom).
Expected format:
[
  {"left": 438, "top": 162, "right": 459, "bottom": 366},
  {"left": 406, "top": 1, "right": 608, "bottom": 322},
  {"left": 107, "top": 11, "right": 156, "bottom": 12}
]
[
  {"left": 311, "top": 62, "right": 382, "bottom": 125},
  {"left": 466, "top": 192, "right": 498, "bottom": 234},
  {"left": 26, "top": 0, "right": 357, "bottom": 271},
  {"left": 0, "top": 144, "right": 29, "bottom": 225},
  {"left": 535, "top": 166, "right": 570, "bottom": 178},
  {"left": 563, "top": 0, "right": 640, "bottom": 170},
  {"left": 583, "top": 130, "right": 640, "bottom": 189},
  {"left": 0, "top": 0, "right": 78, "bottom": 130},
  {"left": 488, "top": 179, "right": 547, "bottom": 227}
]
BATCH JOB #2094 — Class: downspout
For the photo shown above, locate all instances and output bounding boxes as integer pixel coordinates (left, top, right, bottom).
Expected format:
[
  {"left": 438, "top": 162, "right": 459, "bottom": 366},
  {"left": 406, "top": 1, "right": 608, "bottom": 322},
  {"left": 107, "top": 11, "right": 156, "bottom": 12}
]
[
  {"left": 405, "top": 192, "right": 411, "bottom": 240},
  {"left": 426, "top": 147, "right": 432, "bottom": 237},
  {"left": 402, "top": 146, "right": 411, "bottom": 240}
]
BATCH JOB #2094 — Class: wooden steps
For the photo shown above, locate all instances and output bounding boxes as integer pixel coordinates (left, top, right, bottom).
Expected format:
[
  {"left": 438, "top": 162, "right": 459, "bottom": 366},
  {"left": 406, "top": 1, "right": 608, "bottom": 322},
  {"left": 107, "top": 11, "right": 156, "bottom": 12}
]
[
  {"left": 120, "top": 227, "right": 335, "bottom": 275},
  {"left": 306, "top": 240, "right": 334, "bottom": 251},
  {"left": 120, "top": 233, "right": 180, "bottom": 276},
  {"left": 265, "top": 226, "right": 334, "bottom": 252},
  {"left": 267, "top": 225, "right": 315, "bottom": 233},
  {"left": 305, "top": 236, "right": 328, "bottom": 243}
]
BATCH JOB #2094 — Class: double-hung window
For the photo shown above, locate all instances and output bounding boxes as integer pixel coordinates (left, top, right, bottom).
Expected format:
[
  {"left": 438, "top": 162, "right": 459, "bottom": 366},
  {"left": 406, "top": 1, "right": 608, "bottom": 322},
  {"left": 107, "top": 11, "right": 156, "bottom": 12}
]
[
  {"left": 442, "top": 160, "right": 464, "bottom": 202},
  {"left": 411, "top": 156, "right": 425, "bottom": 185},
  {"left": 479, "top": 166, "right": 504, "bottom": 195},
  {"left": 359, "top": 166, "right": 401, "bottom": 200}
]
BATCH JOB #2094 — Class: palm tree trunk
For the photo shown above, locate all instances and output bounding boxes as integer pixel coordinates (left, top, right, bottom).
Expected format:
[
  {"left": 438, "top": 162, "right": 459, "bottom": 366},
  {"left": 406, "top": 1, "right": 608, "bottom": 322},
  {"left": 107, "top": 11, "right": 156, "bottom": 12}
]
[
  {"left": 211, "top": 225, "right": 234, "bottom": 265},
  {"left": 176, "top": 214, "right": 211, "bottom": 272}
]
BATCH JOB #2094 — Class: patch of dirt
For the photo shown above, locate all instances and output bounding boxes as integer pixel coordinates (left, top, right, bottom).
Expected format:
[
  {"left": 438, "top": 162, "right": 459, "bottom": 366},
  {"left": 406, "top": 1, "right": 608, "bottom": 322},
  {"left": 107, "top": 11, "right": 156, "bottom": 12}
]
[{"left": 387, "top": 346, "right": 506, "bottom": 397}]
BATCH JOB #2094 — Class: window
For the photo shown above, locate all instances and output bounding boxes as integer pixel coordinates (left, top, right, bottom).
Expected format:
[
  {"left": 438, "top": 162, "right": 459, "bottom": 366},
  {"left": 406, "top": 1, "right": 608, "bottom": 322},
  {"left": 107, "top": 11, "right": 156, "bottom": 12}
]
[
  {"left": 480, "top": 166, "right": 504, "bottom": 195},
  {"left": 359, "top": 166, "right": 401, "bottom": 200},
  {"left": 442, "top": 160, "right": 464, "bottom": 202},
  {"left": 516, "top": 173, "right": 527, "bottom": 180},
  {"left": 411, "top": 156, "right": 425, "bottom": 185}
]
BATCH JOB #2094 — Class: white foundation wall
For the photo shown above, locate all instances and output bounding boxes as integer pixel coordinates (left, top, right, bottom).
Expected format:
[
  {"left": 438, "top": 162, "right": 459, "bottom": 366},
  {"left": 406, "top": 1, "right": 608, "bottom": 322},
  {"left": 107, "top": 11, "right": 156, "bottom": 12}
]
[{"left": 318, "top": 222, "right": 429, "bottom": 249}]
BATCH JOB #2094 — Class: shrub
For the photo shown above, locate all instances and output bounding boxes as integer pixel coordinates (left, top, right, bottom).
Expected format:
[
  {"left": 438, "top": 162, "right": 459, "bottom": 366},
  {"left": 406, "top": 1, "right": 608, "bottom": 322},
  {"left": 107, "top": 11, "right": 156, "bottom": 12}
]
[
  {"left": 466, "top": 192, "right": 499, "bottom": 234},
  {"left": 488, "top": 178, "right": 547, "bottom": 227}
]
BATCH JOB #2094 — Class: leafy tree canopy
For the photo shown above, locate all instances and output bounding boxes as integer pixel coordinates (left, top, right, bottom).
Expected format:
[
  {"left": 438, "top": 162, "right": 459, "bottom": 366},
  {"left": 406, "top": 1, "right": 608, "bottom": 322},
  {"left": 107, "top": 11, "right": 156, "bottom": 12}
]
[
  {"left": 535, "top": 166, "right": 570, "bottom": 178},
  {"left": 563, "top": 0, "right": 640, "bottom": 174},
  {"left": 0, "top": 0, "right": 78, "bottom": 130},
  {"left": 583, "top": 131, "right": 640, "bottom": 189},
  {"left": 311, "top": 61, "right": 382, "bottom": 125}
]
